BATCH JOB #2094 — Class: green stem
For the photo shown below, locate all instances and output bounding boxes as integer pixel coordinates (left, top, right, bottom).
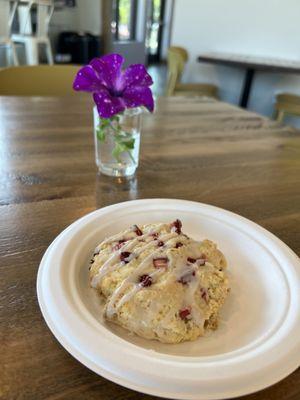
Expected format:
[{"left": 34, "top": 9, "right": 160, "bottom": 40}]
[
  {"left": 106, "top": 114, "right": 136, "bottom": 164},
  {"left": 126, "top": 148, "right": 135, "bottom": 163}
]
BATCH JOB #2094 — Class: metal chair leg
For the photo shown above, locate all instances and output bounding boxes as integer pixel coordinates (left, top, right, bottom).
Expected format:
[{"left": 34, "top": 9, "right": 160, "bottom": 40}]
[
  {"left": 45, "top": 38, "right": 54, "bottom": 65},
  {"left": 11, "top": 42, "right": 19, "bottom": 66},
  {"left": 25, "top": 39, "right": 39, "bottom": 65}
]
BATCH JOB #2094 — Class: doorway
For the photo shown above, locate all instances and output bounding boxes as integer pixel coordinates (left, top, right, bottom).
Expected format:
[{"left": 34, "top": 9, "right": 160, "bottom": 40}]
[
  {"left": 102, "top": 0, "right": 173, "bottom": 67},
  {"left": 146, "top": 0, "right": 165, "bottom": 64},
  {"left": 111, "top": 0, "right": 138, "bottom": 42}
]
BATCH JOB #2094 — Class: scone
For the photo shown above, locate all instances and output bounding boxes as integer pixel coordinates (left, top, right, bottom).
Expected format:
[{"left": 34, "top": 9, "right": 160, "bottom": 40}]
[{"left": 90, "top": 219, "right": 229, "bottom": 344}]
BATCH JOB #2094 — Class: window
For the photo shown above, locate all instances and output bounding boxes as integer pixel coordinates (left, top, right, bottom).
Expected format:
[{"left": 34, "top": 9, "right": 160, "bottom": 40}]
[{"left": 112, "top": 0, "right": 137, "bottom": 41}]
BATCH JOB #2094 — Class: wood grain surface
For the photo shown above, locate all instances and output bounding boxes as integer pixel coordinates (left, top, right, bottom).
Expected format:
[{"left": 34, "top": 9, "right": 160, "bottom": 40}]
[{"left": 0, "top": 95, "right": 299, "bottom": 400}]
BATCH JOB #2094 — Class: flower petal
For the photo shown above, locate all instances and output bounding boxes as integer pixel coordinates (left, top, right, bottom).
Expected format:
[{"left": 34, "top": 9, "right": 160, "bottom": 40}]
[
  {"left": 73, "top": 65, "right": 105, "bottom": 92},
  {"left": 93, "top": 90, "right": 125, "bottom": 118},
  {"left": 90, "top": 54, "right": 124, "bottom": 90},
  {"left": 123, "top": 64, "right": 153, "bottom": 88},
  {"left": 123, "top": 86, "right": 154, "bottom": 112}
]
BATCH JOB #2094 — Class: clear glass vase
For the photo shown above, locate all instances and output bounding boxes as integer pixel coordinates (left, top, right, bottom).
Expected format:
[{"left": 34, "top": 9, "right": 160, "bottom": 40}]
[{"left": 93, "top": 106, "right": 142, "bottom": 177}]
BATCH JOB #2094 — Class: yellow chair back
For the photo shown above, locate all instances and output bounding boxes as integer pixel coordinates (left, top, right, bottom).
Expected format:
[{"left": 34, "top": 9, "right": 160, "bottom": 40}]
[
  {"left": 274, "top": 93, "right": 300, "bottom": 122},
  {"left": 0, "top": 65, "right": 81, "bottom": 96},
  {"left": 166, "top": 46, "right": 189, "bottom": 96}
]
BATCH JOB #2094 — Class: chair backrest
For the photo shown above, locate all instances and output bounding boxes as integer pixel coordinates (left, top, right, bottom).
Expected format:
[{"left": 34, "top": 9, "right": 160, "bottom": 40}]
[
  {"left": 36, "top": 0, "right": 54, "bottom": 37},
  {"left": 18, "top": 3, "right": 33, "bottom": 35},
  {"left": 0, "top": 0, "right": 18, "bottom": 38},
  {"left": 0, "top": 65, "right": 82, "bottom": 96},
  {"left": 166, "top": 46, "right": 189, "bottom": 96},
  {"left": 17, "top": 0, "right": 54, "bottom": 37},
  {"left": 274, "top": 93, "right": 300, "bottom": 122}
]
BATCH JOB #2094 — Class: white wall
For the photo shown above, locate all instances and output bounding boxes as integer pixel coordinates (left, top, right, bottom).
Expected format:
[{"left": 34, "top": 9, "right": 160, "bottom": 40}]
[
  {"left": 49, "top": 6, "right": 79, "bottom": 39},
  {"left": 50, "top": 0, "right": 101, "bottom": 40},
  {"left": 171, "top": 0, "right": 300, "bottom": 120},
  {"left": 77, "top": 0, "right": 102, "bottom": 35}
]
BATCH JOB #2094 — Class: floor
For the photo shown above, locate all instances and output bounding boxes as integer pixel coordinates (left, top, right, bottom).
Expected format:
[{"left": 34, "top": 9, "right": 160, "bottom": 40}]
[{"left": 148, "top": 63, "right": 168, "bottom": 96}]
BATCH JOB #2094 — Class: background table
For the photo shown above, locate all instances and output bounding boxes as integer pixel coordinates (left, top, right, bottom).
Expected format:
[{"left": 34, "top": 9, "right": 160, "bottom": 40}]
[
  {"left": 1, "top": 95, "right": 300, "bottom": 400},
  {"left": 198, "top": 52, "right": 300, "bottom": 108}
]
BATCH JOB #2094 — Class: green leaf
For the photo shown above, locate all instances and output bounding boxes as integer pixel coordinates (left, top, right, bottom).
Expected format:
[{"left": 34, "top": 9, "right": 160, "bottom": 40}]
[
  {"left": 100, "top": 115, "right": 136, "bottom": 163},
  {"left": 111, "top": 137, "right": 136, "bottom": 163},
  {"left": 114, "top": 133, "right": 125, "bottom": 141},
  {"left": 96, "top": 127, "right": 106, "bottom": 142},
  {"left": 111, "top": 115, "right": 119, "bottom": 121},
  {"left": 114, "top": 136, "right": 135, "bottom": 150},
  {"left": 112, "top": 142, "right": 127, "bottom": 162},
  {"left": 123, "top": 138, "right": 135, "bottom": 149},
  {"left": 100, "top": 119, "right": 109, "bottom": 128}
]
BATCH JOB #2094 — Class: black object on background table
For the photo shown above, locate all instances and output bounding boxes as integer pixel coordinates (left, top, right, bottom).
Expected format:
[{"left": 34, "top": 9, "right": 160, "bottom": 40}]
[{"left": 56, "top": 31, "right": 103, "bottom": 64}]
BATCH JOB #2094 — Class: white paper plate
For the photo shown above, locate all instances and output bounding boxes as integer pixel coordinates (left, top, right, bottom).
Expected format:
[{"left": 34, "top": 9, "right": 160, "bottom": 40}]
[{"left": 37, "top": 199, "right": 300, "bottom": 400}]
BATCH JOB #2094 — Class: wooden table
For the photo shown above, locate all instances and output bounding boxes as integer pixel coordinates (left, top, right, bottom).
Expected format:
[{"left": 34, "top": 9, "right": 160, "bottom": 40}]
[
  {"left": 198, "top": 52, "right": 300, "bottom": 108},
  {"left": 1, "top": 95, "right": 300, "bottom": 400}
]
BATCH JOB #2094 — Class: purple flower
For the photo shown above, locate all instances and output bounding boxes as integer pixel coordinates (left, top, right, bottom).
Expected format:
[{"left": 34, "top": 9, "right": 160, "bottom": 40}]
[{"left": 73, "top": 53, "right": 154, "bottom": 118}]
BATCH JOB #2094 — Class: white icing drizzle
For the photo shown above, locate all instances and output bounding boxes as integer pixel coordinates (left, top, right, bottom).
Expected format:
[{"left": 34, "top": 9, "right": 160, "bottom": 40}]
[
  {"left": 184, "top": 274, "right": 204, "bottom": 328},
  {"left": 105, "top": 235, "right": 178, "bottom": 317},
  {"left": 91, "top": 237, "right": 140, "bottom": 287},
  {"left": 173, "top": 264, "right": 195, "bottom": 282},
  {"left": 107, "top": 268, "right": 164, "bottom": 318},
  {"left": 96, "top": 223, "right": 166, "bottom": 249},
  {"left": 94, "top": 233, "right": 128, "bottom": 251},
  {"left": 106, "top": 280, "right": 132, "bottom": 317},
  {"left": 113, "top": 285, "right": 139, "bottom": 312},
  {"left": 91, "top": 231, "right": 178, "bottom": 288},
  {"left": 106, "top": 250, "right": 158, "bottom": 317},
  {"left": 204, "top": 261, "right": 214, "bottom": 268},
  {"left": 93, "top": 222, "right": 211, "bottom": 329}
]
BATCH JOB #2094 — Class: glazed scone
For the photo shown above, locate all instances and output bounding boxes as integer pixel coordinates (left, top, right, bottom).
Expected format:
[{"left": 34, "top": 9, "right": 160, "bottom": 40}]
[{"left": 90, "top": 220, "right": 229, "bottom": 344}]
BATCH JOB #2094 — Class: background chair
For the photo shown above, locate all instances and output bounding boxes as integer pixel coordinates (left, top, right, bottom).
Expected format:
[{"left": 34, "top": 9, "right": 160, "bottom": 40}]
[
  {"left": 0, "top": 65, "right": 81, "bottom": 95},
  {"left": 166, "top": 46, "right": 218, "bottom": 98},
  {"left": 274, "top": 93, "right": 300, "bottom": 122},
  {"left": 0, "top": 0, "right": 19, "bottom": 66},
  {"left": 12, "top": 0, "right": 54, "bottom": 65}
]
